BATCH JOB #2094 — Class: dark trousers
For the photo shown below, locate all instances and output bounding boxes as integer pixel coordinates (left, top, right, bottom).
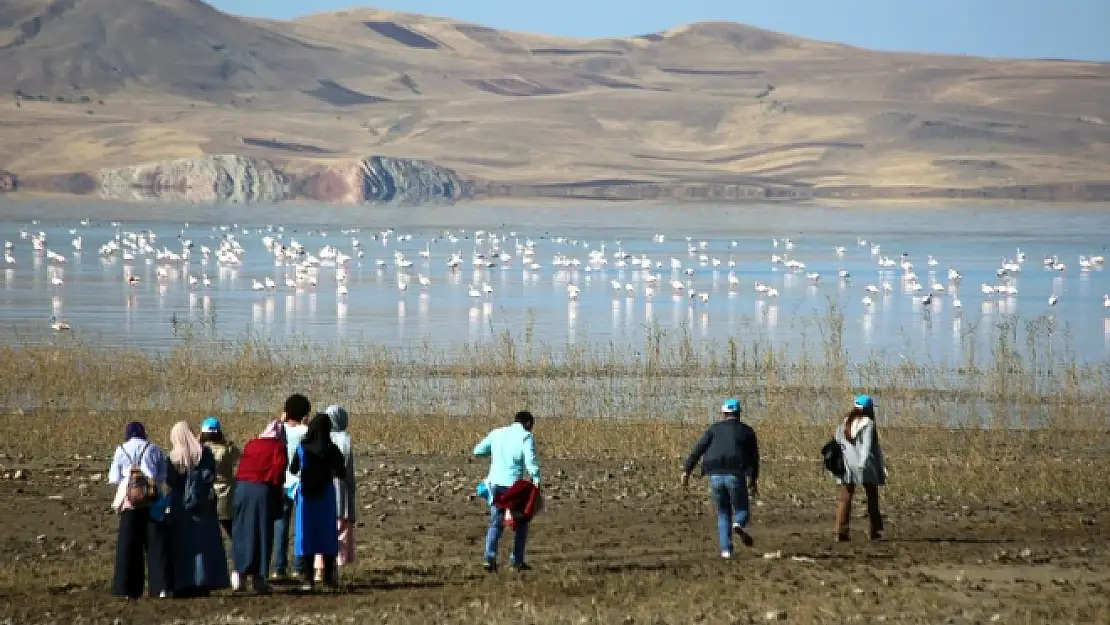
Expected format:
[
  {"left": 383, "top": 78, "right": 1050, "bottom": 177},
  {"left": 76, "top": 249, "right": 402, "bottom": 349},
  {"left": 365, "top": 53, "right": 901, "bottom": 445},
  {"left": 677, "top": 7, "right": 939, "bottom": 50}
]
[
  {"left": 835, "top": 484, "right": 883, "bottom": 539},
  {"left": 272, "top": 494, "right": 303, "bottom": 575},
  {"left": 112, "top": 509, "right": 172, "bottom": 599}
]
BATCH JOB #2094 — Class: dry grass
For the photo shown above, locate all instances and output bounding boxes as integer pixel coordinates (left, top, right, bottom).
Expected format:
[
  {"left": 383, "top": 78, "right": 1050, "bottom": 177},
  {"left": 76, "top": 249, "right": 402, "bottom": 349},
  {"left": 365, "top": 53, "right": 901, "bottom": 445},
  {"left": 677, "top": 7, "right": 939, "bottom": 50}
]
[
  {"left": 1, "top": 309, "right": 1108, "bottom": 504},
  {"left": 1, "top": 1, "right": 1109, "bottom": 192}
]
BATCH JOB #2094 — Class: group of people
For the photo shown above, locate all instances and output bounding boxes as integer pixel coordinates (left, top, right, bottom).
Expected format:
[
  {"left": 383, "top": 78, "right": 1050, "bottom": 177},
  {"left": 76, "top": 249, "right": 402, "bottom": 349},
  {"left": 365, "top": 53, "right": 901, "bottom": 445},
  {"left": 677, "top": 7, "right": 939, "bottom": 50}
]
[
  {"left": 109, "top": 390, "right": 884, "bottom": 599},
  {"left": 109, "top": 394, "right": 356, "bottom": 599},
  {"left": 681, "top": 394, "right": 886, "bottom": 558}
]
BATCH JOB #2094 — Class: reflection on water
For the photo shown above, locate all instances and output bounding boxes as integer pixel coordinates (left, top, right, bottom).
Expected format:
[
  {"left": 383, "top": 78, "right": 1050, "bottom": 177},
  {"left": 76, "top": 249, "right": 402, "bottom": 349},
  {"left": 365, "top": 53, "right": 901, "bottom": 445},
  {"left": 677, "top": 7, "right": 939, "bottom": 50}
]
[{"left": 0, "top": 202, "right": 1109, "bottom": 364}]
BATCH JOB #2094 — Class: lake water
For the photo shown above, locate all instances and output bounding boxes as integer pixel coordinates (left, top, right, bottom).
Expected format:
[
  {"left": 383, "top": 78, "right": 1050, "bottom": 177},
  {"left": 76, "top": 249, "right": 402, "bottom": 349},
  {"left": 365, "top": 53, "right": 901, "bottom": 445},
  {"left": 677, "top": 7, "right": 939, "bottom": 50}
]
[{"left": 2, "top": 199, "right": 1109, "bottom": 364}]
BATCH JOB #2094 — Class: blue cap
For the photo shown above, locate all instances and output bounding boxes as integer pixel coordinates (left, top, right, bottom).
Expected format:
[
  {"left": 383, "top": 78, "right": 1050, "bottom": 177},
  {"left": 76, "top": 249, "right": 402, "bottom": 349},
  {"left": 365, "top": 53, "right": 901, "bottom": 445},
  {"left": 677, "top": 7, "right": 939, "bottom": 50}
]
[
  {"left": 720, "top": 398, "right": 741, "bottom": 414},
  {"left": 200, "top": 417, "right": 221, "bottom": 433},
  {"left": 853, "top": 395, "right": 874, "bottom": 410}
]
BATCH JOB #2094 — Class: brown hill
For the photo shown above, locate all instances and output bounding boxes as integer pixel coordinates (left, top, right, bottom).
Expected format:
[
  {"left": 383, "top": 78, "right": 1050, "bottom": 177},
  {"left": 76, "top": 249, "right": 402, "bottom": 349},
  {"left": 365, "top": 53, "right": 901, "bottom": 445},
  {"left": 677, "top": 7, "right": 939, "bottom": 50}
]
[{"left": 2, "top": 0, "right": 1110, "bottom": 200}]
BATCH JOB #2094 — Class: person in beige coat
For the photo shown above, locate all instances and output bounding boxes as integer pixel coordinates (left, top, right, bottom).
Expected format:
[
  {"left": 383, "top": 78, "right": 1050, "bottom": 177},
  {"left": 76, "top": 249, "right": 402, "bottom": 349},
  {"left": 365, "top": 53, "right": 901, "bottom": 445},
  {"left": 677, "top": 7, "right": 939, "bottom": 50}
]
[
  {"left": 833, "top": 395, "right": 886, "bottom": 541},
  {"left": 199, "top": 417, "right": 241, "bottom": 539}
]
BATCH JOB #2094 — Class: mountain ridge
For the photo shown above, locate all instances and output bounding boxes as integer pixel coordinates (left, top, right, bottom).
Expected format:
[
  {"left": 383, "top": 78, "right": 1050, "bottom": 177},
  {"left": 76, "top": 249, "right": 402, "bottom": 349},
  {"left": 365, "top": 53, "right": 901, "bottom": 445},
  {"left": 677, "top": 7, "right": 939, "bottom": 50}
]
[{"left": 2, "top": 0, "right": 1109, "bottom": 202}]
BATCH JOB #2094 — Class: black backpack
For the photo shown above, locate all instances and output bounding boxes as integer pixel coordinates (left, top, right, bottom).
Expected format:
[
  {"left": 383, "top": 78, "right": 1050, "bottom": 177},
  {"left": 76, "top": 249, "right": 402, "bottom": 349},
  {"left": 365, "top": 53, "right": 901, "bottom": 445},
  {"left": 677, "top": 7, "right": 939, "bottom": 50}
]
[{"left": 821, "top": 439, "right": 845, "bottom": 477}]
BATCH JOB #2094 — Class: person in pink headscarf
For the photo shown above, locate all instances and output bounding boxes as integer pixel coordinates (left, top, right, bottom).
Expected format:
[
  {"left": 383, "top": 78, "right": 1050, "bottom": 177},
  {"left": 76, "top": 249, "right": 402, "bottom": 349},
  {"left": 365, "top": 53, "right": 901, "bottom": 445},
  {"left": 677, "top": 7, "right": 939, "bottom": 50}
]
[{"left": 229, "top": 420, "right": 288, "bottom": 594}]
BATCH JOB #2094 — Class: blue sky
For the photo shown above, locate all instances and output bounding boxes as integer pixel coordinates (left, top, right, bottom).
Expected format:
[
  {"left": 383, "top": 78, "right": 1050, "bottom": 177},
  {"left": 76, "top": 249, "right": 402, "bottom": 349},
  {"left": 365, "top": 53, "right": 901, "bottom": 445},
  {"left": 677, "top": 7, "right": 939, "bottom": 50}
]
[{"left": 211, "top": 0, "right": 1110, "bottom": 61}]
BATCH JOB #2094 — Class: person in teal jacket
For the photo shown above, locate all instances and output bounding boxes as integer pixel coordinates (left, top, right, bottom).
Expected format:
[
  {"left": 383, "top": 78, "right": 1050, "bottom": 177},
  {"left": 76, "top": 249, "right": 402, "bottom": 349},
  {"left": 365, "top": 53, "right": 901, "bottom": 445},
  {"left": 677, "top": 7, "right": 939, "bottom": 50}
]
[{"left": 473, "top": 410, "right": 541, "bottom": 571}]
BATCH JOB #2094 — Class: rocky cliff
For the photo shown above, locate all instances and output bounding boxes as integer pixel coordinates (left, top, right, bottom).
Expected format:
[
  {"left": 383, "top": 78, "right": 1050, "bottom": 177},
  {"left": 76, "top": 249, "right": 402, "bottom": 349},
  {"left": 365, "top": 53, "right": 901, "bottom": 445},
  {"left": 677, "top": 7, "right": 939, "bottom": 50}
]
[
  {"left": 0, "top": 170, "right": 17, "bottom": 192},
  {"left": 85, "top": 154, "right": 466, "bottom": 204}
]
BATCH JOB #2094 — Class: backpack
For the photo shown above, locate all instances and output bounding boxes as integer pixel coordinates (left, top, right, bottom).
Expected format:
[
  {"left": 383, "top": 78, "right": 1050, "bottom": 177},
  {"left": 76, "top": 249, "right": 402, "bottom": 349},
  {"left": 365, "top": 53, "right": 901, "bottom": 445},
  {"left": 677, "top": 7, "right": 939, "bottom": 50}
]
[
  {"left": 124, "top": 444, "right": 157, "bottom": 508},
  {"left": 821, "top": 439, "right": 845, "bottom": 478},
  {"left": 181, "top": 452, "right": 215, "bottom": 512}
]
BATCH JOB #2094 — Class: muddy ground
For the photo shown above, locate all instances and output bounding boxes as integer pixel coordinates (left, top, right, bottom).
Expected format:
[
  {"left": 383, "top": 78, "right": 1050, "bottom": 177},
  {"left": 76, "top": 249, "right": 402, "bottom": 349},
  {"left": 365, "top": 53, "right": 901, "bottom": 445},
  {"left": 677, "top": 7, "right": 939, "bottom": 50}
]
[{"left": 1, "top": 453, "right": 1107, "bottom": 625}]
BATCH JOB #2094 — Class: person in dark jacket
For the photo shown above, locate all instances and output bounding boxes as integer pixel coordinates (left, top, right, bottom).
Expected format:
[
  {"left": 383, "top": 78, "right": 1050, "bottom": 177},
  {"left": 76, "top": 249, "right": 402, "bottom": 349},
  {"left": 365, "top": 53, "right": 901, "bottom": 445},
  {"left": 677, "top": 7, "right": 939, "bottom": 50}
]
[{"left": 681, "top": 398, "right": 760, "bottom": 559}]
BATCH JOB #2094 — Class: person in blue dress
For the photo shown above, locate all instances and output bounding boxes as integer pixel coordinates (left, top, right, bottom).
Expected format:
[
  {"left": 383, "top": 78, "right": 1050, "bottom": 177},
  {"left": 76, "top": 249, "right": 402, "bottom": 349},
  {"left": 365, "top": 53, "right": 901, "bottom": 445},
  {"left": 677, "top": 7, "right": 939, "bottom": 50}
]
[
  {"left": 289, "top": 413, "right": 346, "bottom": 591},
  {"left": 164, "top": 421, "right": 231, "bottom": 597}
]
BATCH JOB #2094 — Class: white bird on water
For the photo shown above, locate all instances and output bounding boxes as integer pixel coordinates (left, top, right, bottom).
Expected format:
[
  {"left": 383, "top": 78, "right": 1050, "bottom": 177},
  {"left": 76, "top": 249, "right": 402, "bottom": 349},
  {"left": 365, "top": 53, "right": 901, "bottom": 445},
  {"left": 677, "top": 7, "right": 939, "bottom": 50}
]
[
  {"left": 50, "top": 316, "right": 70, "bottom": 331},
  {"left": 1049, "top": 294, "right": 1059, "bottom": 307},
  {"left": 1104, "top": 294, "right": 1110, "bottom": 308}
]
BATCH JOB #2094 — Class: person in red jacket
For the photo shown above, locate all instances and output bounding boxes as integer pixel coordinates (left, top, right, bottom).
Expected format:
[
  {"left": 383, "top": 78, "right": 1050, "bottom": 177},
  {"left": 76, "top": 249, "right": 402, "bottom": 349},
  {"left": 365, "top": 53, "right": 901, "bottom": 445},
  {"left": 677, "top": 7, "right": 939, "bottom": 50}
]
[{"left": 230, "top": 420, "right": 288, "bottom": 594}]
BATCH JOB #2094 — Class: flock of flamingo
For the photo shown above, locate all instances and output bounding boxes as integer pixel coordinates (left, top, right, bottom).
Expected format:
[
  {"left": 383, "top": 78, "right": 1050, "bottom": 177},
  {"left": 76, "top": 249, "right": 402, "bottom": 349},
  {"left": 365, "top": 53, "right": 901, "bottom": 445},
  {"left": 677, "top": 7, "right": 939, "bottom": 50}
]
[{"left": 3, "top": 219, "right": 1109, "bottom": 335}]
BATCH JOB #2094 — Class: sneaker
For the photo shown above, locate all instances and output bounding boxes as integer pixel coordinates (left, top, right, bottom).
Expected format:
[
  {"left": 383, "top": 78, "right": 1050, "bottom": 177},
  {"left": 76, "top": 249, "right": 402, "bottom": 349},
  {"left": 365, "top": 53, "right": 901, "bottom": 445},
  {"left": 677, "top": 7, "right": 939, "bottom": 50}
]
[
  {"left": 269, "top": 571, "right": 286, "bottom": 582},
  {"left": 733, "top": 525, "right": 755, "bottom": 547},
  {"left": 230, "top": 571, "right": 243, "bottom": 592},
  {"left": 299, "top": 581, "right": 314, "bottom": 592},
  {"left": 158, "top": 591, "right": 169, "bottom": 599},
  {"left": 721, "top": 550, "right": 732, "bottom": 559},
  {"left": 482, "top": 558, "right": 498, "bottom": 572},
  {"left": 509, "top": 562, "right": 531, "bottom": 572}
]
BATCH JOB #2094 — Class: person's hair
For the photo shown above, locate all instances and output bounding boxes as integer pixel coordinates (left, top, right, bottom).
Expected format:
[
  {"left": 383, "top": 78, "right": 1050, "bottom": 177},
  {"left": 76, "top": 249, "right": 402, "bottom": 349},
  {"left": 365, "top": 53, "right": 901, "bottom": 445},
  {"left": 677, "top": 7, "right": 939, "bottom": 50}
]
[
  {"left": 514, "top": 410, "right": 535, "bottom": 429},
  {"left": 199, "top": 431, "right": 225, "bottom": 445},
  {"left": 842, "top": 405, "right": 874, "bottom": 439},
  {"left": 284, "top": 393, "right": 312, "bottom": 422}
]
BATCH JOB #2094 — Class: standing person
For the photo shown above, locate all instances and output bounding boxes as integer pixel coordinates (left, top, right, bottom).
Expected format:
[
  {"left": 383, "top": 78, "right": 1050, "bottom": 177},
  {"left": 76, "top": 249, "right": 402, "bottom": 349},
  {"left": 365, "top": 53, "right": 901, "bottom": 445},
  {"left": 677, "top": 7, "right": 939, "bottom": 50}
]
[
  {"left": 322, "top": 405, "right": 357, "bottom": 575},
  {"left": 473, "top": 410, "right": 541, "bottom": 572},
  {"left": 833, "top": 394, "right": 885, "bottom": 542},
  {"left": 289, "top": 413, "right": 346, "bottom": 591},
  {"left": 164, "top": 421, "right": 231, "bottom": 597},
  {"left": 272, "top": 393, "right": 311, "bottom": 581},
  {"left": 108, "top": 422, "right": 171, "bottom": 600},
  {"left": 198, "top": 417, "right": 240, "bottom": 540},
  {"left": 231, "top": 419, "right": 288, "bottom": 594},
  {"left": 681, "top": 398, "right": 760, "bottom": 559}
]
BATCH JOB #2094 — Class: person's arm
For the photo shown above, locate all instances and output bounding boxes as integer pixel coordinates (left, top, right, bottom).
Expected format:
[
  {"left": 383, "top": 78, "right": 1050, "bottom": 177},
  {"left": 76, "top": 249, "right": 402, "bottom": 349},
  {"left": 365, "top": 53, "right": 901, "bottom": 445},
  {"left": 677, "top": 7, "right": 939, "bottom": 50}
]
[
  {"left": 107, "top": 446, "right": 123, "bottom": 484},
  {"left": 857, "top": 421, "right": 874, "bottom": 469},
  {"left": 522, "top": 432, "right": 540, "bottom": 486},
  {"left": 747, "top": 428, "right": 760, "bottom": 495},
  {"left": 149, "top": 446, "right": 167, "bottom": 485},
  {"left": 681, "top": 428, "right": 713, "bottom": 483},
  {"left": 473, "top": 433, "right": 492, "bottom": 457}
]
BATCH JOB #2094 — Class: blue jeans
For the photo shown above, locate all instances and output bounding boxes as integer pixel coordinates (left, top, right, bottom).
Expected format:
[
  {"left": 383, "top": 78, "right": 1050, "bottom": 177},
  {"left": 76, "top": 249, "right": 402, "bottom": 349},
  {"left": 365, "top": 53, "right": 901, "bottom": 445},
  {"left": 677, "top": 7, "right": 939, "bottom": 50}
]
[
  {"left": 709, "top": 474, "right": 750, "bottom": 552},
  {"left": 272, "top": 493, "right": 303, "bottom": 575},
  {"left": 484, "top": 485, "right": 530, "bottom": 565}
]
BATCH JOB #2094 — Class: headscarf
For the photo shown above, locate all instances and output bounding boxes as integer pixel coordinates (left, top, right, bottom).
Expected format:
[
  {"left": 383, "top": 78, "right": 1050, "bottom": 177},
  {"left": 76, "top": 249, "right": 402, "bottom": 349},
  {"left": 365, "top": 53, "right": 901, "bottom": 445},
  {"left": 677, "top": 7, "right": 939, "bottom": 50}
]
[
  {"left": 326, "top": 405, "right": 352, "bottom": 459},
  {"left": 325, "top": 405, "right": 349, "bottom": 432},
  {"left": 125, "top": 422, "right": 147, "bottom": 441},
  {"left": 169, "top": 421, "right": 204, "bottom": 472},
  {"left": 300, "top": 413, "right": 333, "bottom": 456},
  {"left": 259, "top": 419, "right": 285, "bottom": 440}
]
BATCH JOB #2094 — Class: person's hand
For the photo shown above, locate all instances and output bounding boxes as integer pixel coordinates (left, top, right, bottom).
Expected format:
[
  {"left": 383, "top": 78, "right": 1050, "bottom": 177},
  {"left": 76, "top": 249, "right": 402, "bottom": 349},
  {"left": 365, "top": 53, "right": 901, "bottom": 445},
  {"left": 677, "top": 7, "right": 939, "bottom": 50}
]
[{"left": 680, "top": 472, "right": 690, "bottom": 489}]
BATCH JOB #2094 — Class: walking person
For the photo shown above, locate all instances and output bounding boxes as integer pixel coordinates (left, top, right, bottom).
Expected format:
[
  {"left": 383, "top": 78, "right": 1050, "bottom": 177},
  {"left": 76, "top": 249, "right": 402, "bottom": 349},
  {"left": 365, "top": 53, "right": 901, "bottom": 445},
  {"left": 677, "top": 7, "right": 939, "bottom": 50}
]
[
  {"left": 833, "top": 394, "right": 885, "bottom": 542},
  {"left": 473, "top": 410, "right": 542, "bottom": 572},
  {"left": 164, "top": 421, "right": 231, "bottom": 597},
  {"left": 198, "top": 417, "right": 240, "bottom": 540},
  {"left": 108, "top": 422, "right": 172, "bottom": 600},
  {"left": 322, "top": 405, "right": 357, "bottom": 574},
  {"left": 272, "top": 393, "right": 311, "bottom": 581},
  {"left": 230, "top": 419, "right": 288, "bottom": 594},
  {"left": 681, "top": 398, "right": 760, "bottom": 559},
  {"left": 290, "top": 413, "right": 346, "bottom": 591}
]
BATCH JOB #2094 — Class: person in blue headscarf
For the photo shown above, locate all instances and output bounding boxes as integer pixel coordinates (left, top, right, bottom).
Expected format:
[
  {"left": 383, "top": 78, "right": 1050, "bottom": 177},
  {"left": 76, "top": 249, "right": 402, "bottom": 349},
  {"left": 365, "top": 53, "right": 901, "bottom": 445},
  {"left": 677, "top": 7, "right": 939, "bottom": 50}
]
[
  {"left": 681, "top": 398, "right": 761, "bottom": 560},
  {"left": 833, "top": 394, "right": 886, "bottom": 542}
]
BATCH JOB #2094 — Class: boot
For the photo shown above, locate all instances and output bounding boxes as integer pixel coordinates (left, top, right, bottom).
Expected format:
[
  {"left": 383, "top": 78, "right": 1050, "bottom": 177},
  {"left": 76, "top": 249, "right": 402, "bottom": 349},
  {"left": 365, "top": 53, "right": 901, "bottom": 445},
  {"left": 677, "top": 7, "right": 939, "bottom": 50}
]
[{"left": 835, "top": 485, "right": 852, "bottom": 541}]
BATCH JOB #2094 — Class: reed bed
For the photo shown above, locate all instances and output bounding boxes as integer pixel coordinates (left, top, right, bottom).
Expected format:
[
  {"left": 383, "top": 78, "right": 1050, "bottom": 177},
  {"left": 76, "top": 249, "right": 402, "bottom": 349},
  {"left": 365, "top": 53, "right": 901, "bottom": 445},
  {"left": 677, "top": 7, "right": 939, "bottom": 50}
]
[{"left": 1, "top": 309, "right": 1107, "bottom": 505}]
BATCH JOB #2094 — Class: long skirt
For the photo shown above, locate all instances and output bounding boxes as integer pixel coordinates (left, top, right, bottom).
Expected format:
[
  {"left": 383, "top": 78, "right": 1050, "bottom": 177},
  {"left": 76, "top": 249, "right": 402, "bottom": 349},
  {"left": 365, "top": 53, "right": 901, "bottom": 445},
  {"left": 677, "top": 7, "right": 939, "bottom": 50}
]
[
  {"left": 168, "top": 498, "right": 231, "bottom": 594},
  {"left": 314, "top": 518, "right": 355, "bottom": 570},
  {"left": 294, "top": 483, "right": 338, "bottom": 558},
  {"left": 232, "top": 481, "right": 278, "bottom": 577},
  {"left": 112, "top": 508, "right": 171, "bottom": 599}
]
